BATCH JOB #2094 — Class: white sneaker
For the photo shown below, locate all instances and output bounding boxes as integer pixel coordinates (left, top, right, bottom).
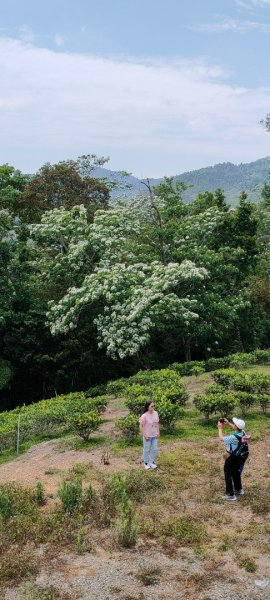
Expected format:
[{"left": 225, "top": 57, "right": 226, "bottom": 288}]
[
  {"left": 236, "top": 489, "right": 244, "bottom": 496},
  {"left": 144, "top": 463, "right": 150, "bottom": 470},
  {"left": 222, "top": 495, "right": 237, "bottom": 501},
  {"left": 149, "top": 463, "right": 157, "bottom": 469}
]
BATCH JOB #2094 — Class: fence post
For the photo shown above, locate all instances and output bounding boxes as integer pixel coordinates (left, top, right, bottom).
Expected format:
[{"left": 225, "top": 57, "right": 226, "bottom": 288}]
[{"left": 16, "top": 409, "right": 21, "bottom": 456}]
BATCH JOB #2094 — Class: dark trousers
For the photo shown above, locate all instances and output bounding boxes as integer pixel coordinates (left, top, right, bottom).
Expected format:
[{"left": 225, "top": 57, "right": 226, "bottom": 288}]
[{"left": 224, "top": 455, "right": 245, "bottom": 496}]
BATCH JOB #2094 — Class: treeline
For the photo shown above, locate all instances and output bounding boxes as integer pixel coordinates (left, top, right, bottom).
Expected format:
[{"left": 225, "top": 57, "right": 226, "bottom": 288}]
[{"left": 1, "top": 155, "right": 270, "bottom": 409}]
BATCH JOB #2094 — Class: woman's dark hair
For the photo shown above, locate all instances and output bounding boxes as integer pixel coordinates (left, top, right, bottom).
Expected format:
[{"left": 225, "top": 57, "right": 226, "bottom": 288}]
[{"left": 143, "top": 401, "right": 153, "bottom": 414}]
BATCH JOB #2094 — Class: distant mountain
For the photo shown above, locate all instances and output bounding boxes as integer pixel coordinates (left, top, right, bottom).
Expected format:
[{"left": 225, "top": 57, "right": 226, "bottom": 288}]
[{"left": 93, "top": 157, "right": 270, "bottom": 206}]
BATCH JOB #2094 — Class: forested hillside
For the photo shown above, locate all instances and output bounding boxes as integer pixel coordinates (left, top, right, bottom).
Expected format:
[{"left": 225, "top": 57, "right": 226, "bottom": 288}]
[
  {"left": 1, "top": 155, "right": 270, "bottom": 410},
  {"left": 94, "top": 157, "right": 270, "bottom": 205}
]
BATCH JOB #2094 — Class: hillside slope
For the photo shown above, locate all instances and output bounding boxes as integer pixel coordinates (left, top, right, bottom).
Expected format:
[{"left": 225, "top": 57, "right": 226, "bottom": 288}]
[{"left": 94, "top": 156, "right": 270, "bottom": 205}]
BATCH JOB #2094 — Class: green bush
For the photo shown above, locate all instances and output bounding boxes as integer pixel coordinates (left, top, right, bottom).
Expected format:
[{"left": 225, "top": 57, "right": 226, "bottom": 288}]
[
  {"left": 125, "top": 395, "right": 148, "bottom": 415},
  {"left": 205, "top": 357, "right": 230, "bottom": 371},
  {"left": 68, "top": 410, "right": 102, "bottom": 441},
  {"left": 88, "top": 395, "right": 108, "bottom": 414},
  {"left": 228, "top": 352, "right": 255, "bottom": 369},
  {"left": 155, "top": 385, "right": 188, "bottom": 406},
  {"left": 168, "top": 361, "right": 205, "bottom": 376},
  {"left": 106, "top": 378, "right": 127, "bottom": 397},
  {"left": 162, "top": 516, "right": 206, "bottom": 545},
  {"left": 0, "top": 483, "right": 39, "bottom": 522},
  {"left": 252, "top": 349, "right": 270, "bottom": 364},
  {"left": 85, "top": 383, "right": 108, "bottom": 397},
  {"left": 211, "top": 369, "right": 239, "bottom": 387},
  {"left": 257, "top": 394, "right": 270, "bottom": 413},
  {"left": 156, "top": 400, "right": 181, "bottom": 432},
  {"left": 58, "top": 478, "right": 83, "bottom": 513},
  {"left": 116, "top": 414, "right": 139, "bottom": 443},
  {"left": 194, "top": 392, "right": 236, "bottom": 420},
  {"left": 115, "top": 496, "right": 138, "bottom": 548},
  {"left": 234, "top": 392, "right": 256, "bottom": 415}
]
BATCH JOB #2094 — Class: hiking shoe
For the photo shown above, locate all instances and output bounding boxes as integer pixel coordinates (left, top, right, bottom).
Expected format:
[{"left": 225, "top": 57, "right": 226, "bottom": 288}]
[
  {"left": 144, "top": 463, "right": 150, "bottom": 470},
  {"left": 222, "top": 495, "right": 237, "bottom": 501},
  {"left": 149, "top": 463, "right": 157, "bottom": 469},
  {"left": 236, "top": 489, "right": 244, "bottom": 496}
]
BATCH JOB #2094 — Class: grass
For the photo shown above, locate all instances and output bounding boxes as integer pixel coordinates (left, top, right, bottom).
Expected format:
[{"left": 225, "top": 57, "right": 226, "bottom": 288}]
[{"left": 1, "top": 364, "right": 270, "bottom": 596}]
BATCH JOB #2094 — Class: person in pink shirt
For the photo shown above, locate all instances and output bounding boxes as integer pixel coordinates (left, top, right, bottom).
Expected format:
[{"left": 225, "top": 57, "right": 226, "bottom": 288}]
[{"left": 139, "top": 401, "right": 160, "bottom": 469}]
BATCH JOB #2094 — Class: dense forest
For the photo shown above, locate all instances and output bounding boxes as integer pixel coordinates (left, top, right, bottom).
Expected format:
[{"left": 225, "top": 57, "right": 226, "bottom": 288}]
[{"left": 1, "top": 154, "right": 270, "bottom": 410}]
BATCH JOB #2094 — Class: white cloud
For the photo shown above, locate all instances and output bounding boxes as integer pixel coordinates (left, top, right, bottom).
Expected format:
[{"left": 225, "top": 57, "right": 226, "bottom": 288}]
[
  {"left": 54, "top": 33, "right": 65, "bottom": 47},
  {"left": 19, "top": 25, "right": 35, "bottom": 43},
  {"left": 236, "top": 0, "right": 270, "bottom": 7},
  {"left": 191, "top": 17, "right": 270, "bottom": 33},
  {"left": 0, "top": 37, "right": 269, "bottom": 177}
]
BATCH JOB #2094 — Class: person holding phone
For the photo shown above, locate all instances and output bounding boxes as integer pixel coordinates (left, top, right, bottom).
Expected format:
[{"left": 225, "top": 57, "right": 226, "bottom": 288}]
[
  {"left": 217, "top": 417, "right": 248, "bottom": 501},
  {"left": 139, "top": 401, "right": 160, "bottom": 469}
]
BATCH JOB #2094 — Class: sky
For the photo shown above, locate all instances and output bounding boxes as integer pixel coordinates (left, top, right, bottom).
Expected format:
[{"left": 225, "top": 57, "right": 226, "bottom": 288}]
[{"left": 0, "top": 0, "right": 270, "bottom": 177}]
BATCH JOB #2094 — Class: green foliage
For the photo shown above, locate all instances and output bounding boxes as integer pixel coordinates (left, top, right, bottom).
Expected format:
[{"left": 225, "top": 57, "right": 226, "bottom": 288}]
[
  {"left": 85, "top": 383, "right": 108, "bottom": 397},
  {"left": 34, "top": 482, "right": 46, "bottom": 506},
  {"left": 68, "top": 410, "right": 102, "bottom": 441},
  {"left": 125, "top": 395, "right": 149, "bottom": 415},
  {"left": 116, "top": 414, "right": 139, "bottom": 443},
  {"left": 156, "top": 400, "right": 181, "bottom": 432},
  {"left": 162, "top": 516, "right": 206, "bottom": 545},
  {"left": 229, "top": 352, "right": 255, "bottom": 369},
  {"left": 194, "top": 392, "right": 236, "bottom": 420},
  {"left": 115, "top": 495, "right": 138, "bottom": 548},
  {"left": 0, "top": 358, "right": 13, "bottom": 390},
  {"left": 58, "top": 478, "right": 83, "bottom": 513},
  {"left": 168, "top": 360, "right": 205, "bottom": 376}
]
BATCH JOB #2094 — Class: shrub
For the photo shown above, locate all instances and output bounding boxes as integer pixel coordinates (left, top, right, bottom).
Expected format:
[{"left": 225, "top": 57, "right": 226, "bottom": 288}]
[
  {"left": 125, "top": 383, "right": 150, "bottom": 399},
  {"left": 211, "top": 369, "right": 239, "bottom": 387},
  {"left": 58, "top": 478, "right": 83, "bottom": 513},
  {"left": 194, "top": 394, "right": 217, "bottom": 420},
  {"left": 194, "top": 392, "right": 236, "bottom": 420},
  {"left": 162, "top": 516, "right": 206, "bottom": 545},
  {"left": 205, "top": 357, "right": 230, "bottom": 371},
  {"left": 156, "top": 400, "right": 181, "bottom": 432},
  {"left": 68, "top": 410, "right": 102, "bottom": 441},
  {"left": 252, "top": 349, "right": 270, "bottom": 364},
  {"left": 0, "top": 483, "right": 39, "bottom": 522},
  {"left": 257, "top": 394, "right": 270, "bottom": 413},
  {"left": 168, "top": 361, "right": 205, "bottom": 376},
  {"left": 234, "top": 392, "right": 255, "bottom": 415},
  {"left": 85, "top": 383, "right": 108, "bottom": 397},
  {"left": 116, "top": 414, "right": 138, "bottom": 443},
  {"left": 155, "top": 385, "right": 188, "bottom": 406},
  {"left": 34, "top": 482, "right": 46, "bottom": 506},
  {"left": 88, "top": 395, "right": 108, "bottom": 414},
  {"left": 125, "top": 395, "right": 148, "bottom": 415},
  {"left": 106, "top": 378, "right": 127, "bottom": 397},
  {"left": 0, "top": 548, "right": 38, "bottom": 583},
  {"left": 228, "top": 352, "right": 255, "bottom": 369},
  {"left": 115, "top": 496, "right": 138, "bottom": 548}
]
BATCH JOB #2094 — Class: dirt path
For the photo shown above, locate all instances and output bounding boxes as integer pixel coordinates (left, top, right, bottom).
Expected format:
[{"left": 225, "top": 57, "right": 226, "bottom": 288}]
[{"left": 0, "top": 399, "right": 130, "bottom": 494}]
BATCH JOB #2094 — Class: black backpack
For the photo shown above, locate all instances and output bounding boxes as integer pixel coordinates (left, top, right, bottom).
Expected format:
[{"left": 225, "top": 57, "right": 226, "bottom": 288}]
[{"left": 230, "top": 432, "right": 250, "bottom": 461}]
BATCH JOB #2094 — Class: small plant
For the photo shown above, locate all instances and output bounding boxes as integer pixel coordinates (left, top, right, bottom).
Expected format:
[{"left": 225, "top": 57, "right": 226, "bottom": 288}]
[
  {"left": 58, "top": 477, "right": 83, "bottom": 513},
  {"left": 68, "top": 410, "right": 102, "bottom": 441},
  {"left": 238, "top": 556, "right": 257, "bottom": 572},
  {"left": 115, "top": 495, "right": 138, "bottom": 548},
  {"left": 136, "top": 565, "right": 162, "bottom": 586},
  {"left": 0, "top": 548, "right": 38, "bottom": 583},
  {"left": 162, "top": 516, "right": 206, "bottom": 545},
  {"left": 116, "top": 414, "right": 139, "bottom": 442},
  {"left": 34, "top": 482, "right": 46, "bottom": 506}
]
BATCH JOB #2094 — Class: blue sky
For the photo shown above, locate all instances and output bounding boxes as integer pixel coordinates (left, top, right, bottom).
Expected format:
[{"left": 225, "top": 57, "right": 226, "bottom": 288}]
[{"left": 0, "top": 0, "right": 270, "bottom": 176}]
